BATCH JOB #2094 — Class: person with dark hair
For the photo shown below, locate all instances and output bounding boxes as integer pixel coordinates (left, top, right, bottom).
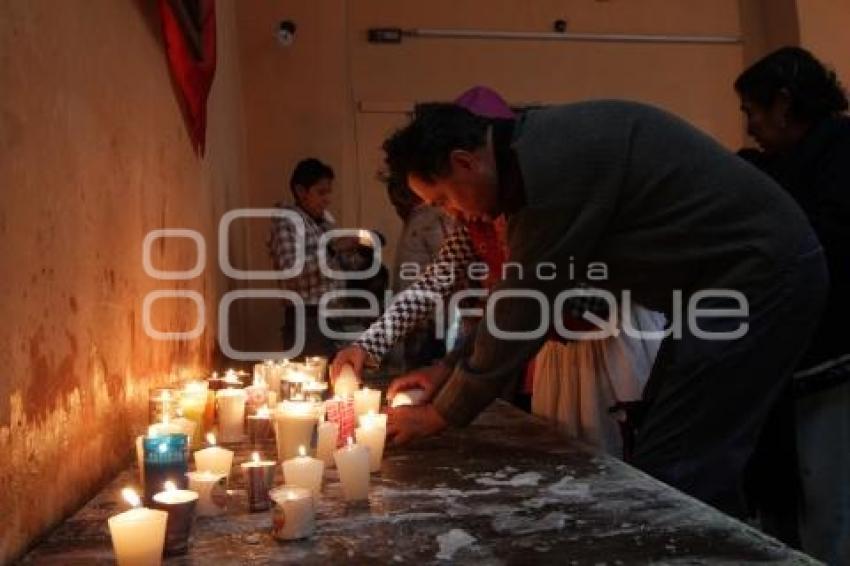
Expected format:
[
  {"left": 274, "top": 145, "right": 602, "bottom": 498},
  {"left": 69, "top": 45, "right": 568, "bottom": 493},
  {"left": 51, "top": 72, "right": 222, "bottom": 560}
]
[
  {"left": 381, "top": 99, "right": 828, "bottom": 520},
  {"left": 735, "top": 47, "right": 850, "bottom": 565},
  {"left": 268, "top": 158, "right": 352, "bottom": 359}
]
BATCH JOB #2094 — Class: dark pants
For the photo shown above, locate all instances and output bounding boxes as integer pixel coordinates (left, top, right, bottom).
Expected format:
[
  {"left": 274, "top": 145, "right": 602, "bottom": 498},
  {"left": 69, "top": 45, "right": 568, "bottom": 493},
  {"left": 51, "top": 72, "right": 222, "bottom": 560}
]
[
  {"left": 632, "top": 238, "right": 828, "bottom": 517},
  {"left": 281, "top": 305, "right": 336, "bottom": 360}
]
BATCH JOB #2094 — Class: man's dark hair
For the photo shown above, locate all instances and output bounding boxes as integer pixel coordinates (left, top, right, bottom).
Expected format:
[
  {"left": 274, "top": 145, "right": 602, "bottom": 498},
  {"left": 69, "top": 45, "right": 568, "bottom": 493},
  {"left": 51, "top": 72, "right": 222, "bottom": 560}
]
[
  {"left": 290, "top": 158, "right": 334, "bottom": 194},
  {"left": 735, "top": 46, "right": 848, "bottom": 122},
  {"left": 382, "top": 103, "right": 490, "bottom": 185}
]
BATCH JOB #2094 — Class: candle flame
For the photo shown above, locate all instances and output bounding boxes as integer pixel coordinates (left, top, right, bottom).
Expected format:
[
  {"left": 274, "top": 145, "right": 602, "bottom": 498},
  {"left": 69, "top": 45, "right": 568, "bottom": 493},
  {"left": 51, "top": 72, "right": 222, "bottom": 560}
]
[
  {"left": 164, "top": 481, "right": 177, "bottom": 492},
  {"left": 122, "top": 487, "right": 141, "bottom": 508},
  {"left": 206, "top": 432, "right": 217, "bottom": 446},
  {"left": 298, "top": 445, "right": 306, "bottom": 457},
  {"left": 252, "top": 452, "right": 261, "bottom": 463}
]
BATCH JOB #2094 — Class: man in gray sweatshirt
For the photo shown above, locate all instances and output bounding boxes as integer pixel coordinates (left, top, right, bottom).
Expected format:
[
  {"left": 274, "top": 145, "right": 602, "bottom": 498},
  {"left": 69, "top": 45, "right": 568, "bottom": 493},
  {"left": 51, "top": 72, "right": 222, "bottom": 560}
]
[{"left": 382, "top": 100, "right": 828, "bottom": 517}]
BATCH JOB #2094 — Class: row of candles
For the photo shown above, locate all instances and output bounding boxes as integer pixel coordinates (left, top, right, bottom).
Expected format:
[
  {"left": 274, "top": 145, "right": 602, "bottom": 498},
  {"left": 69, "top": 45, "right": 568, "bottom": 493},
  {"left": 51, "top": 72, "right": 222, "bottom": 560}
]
[{"left": 109, "top": 358, "right": 419, "bottom": 565}]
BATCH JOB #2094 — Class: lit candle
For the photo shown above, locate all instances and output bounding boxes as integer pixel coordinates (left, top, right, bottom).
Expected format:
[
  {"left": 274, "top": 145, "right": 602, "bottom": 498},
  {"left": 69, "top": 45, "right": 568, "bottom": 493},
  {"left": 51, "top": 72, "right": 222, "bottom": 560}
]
[
  {"left": 316, "top": 416, "right": 339, "bottom": 468},
  {"left": 244, "top": 380, "right": 269, "bottom": 417},
  {"left": 390, "top": 387, "right": 427, "bottom": 407},
  {"left": 148, "top": 388, "right": 179, "bottom": 424},
  {"left": 355, "top": 411, "right": 387, "bottom": 473},
  {"left": 303, "top": 381, "right": 328, "bottom": 403},
  {"left": 108, "top": 488, "right": 168, "bottom": 566},
  {"left": 333, "top": 437, "right": 370, "bottom": 501},
  {"left": 216, "top": 388, "right": 246, "bottom": 443},
  {"left": 283, "top": 369, "right": 310, "bottom": 401},
  {"left": 303, "top": 356, "right": 328, "bottom": 382},
  {"left": 179, "top": 381, "right": 208, "bottom": 446},
  {"left": 353, "top": 387, "right": 382, "bottom": 418},
  {"left": 222, "top": 369, "right": 244, "bottom": 389},
  {"left": 240, "top": 452, "right": 277, "bottom": 512},
  {"left": 193, "top": 433, "right": 234, "bottom": 484},
  {"left": 247, "top": 405, "right": 274, "bottom": 445},
  {"left": 186, "top": 471, "right": 227, "bottom": 517},
  {"left": 142, "top": 434, "right": 189, "bottom": 504},
  {"left": 334, "top": 365, "right": 359, "bottom": 398},
  {"left": 270, "top": 486, "right": 315, "bottom": 541},
  {"left": 273, "top": 401, "right": 319, "bottom": 461},
  {"left": 283, "top": 445, "right": 324, "bottom": 495},
  {"left": 151, "top": 481, "right": 199, "bottom": 557}
]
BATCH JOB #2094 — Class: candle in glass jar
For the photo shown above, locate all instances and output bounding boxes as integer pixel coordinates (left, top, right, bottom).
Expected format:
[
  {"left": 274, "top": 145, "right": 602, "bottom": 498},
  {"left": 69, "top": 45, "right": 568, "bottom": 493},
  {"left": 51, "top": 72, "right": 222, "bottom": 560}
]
[
  {"left": 247, "top": 405, "right": 274, "bottom": 444},
  {"left": 148, "top": 388, "right": 180, "bottom": 424},
  {"left": 186, "top": 471, "right": 227, "bottom": 517},
  {"left": 216, "top": 388, "right": 246, "bottom": 443},
  {"left": 270, "top": 486, "right": 315, "bottom": 541},
  {"left": 316, "top": 416, "right": 339, "bottom": 467},
  {"left": 355, "top": 411, "right": 387, "bottom": 473},
  {"left": 151, "top": 481, "right": 199, "bottom": 556},
  {"left": 333, "top": 437, "right": 370, "bottom": 501},
  {"left": 333, "top": 365, "right": 359, "bottom": 398},
  {"left": 244, "top": 381, "right": 269, "bottom": 417},
  {"left": 274, "top": 401, "right": 318, "bottom": 461},
  {"left": 179, "top": 381, "right": 208, "bottom": 446},
  {"left": 353, "top": 387, "right": 381, "bottom": 418},
  {"left": 143, "top": 434, "right": 189, "bottom": 504},
  {"left": 108, "top": 488, "right": 167, "bottom": 566},
  {"left": 283, "top": 445, "right": 324, "bottom": 495},
  {"left": 193, "top": 433, "right": 234, "bottom": 483},
  {"left": 241, "top": 452, "right": 277, "bottom": 512},
  {"left": 303, "top": 381, "right": 328, "bottom": 403}
]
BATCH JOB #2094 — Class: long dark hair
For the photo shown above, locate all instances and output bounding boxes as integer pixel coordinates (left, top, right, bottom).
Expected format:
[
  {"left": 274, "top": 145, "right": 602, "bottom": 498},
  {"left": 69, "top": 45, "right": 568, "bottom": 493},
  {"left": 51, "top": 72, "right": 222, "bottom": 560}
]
[{"left": 735, "top": 46, "right": 848, "bottom": 122}]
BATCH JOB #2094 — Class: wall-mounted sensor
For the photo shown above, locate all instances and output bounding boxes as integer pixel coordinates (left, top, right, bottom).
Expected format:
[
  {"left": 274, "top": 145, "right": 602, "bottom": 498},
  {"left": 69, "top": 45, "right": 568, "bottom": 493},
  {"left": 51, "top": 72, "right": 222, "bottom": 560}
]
[{"left": 277, "top": 20, "right": 297, "bottom": 46}]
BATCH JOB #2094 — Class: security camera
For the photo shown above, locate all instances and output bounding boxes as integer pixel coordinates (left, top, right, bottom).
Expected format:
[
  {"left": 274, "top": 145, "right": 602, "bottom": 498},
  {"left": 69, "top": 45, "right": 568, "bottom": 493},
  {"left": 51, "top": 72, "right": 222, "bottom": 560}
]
[{"left": 277, "top": 20, "right": 296, "bottom": 46}]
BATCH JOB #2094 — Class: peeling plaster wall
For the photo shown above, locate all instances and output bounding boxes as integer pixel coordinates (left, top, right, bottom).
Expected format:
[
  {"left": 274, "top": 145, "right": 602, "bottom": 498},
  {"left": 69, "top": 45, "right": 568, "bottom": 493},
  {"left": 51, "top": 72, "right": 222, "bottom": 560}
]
[{"left": 0, "top": 0, "right": 246, "bottom": 562}]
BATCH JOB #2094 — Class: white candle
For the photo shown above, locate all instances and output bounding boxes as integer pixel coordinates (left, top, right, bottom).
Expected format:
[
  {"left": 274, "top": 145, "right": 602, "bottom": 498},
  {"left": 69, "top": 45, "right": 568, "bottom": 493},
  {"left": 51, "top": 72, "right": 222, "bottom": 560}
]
[
  {"left": 390, "top": 388, "right": 427, "bottom": 407},
  {"left": 283, "top": 445, "right": 324, "bottom": 495},
  {"left": 108, "top": 488, "right": 167, "bottom": 566},
  {"left": 333, "top": 437, "right": 370, "bottom": 501},
  {"left": 316, "top": 417, "right": 339, "bottom": 468},
  {"left": 274, "top": 401, "right": 318, "bottom": 461},
  {"left": 355, "top": 411, "right": 387, "bottom": 473},
  {"left": 186, "top": 471, "right": 227, "bottom": 517},
  {"left": 334, "top": 365, "right": 359, "bottom": 398},
  {"left": 270, "top": 486, "right": 315, "bottom": 541},
  {"left": 193, "top": 433, "right": 234, "bottom": 483},
  {"left": 353, "top": 387, "right": 382, "bottom": 418},
  {"left": 216, "top": 388, "right": 246, "bottom": 442}
]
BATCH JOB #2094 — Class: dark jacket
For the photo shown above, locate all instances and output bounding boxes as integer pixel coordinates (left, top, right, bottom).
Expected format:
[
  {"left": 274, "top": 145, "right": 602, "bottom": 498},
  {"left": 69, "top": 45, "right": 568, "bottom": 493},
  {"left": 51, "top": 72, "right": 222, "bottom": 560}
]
[
  {"left": 741, "top": 116, "right": 850, "bottom": 379},
  {"left": 433, "top": 100, "right": 817, "bottom": 426}
]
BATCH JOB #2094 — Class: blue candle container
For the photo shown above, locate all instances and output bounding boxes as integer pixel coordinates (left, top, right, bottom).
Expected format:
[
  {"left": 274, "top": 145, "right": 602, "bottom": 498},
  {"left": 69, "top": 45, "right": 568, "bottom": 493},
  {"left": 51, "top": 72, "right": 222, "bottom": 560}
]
[{"left": 143, "top": 433, "right": 189, "bottom": 504}]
